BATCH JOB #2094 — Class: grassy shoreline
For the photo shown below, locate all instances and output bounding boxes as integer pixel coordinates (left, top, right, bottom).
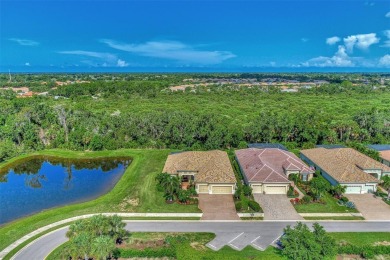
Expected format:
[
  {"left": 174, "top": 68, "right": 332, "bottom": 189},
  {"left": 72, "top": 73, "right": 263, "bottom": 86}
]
[{"left": 0, "top": 149, "right": 200, "bottom": 252}]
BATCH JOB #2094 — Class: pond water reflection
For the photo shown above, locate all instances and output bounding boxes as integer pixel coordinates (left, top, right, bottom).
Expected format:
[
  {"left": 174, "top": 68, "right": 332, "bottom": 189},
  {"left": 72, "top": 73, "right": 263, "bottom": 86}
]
[{"left": 0, "top": 156, "right": 131, "bottom": 225}]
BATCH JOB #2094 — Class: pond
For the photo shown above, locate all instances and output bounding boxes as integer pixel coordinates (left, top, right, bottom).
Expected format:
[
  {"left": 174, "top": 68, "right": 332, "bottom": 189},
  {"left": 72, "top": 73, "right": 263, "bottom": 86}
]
[{"left": 0, "top": 156, "right": 131, "bottom": 225}]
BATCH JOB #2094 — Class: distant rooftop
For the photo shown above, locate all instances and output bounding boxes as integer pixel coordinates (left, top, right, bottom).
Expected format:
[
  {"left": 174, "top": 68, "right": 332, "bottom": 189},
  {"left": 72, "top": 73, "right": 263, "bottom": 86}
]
[
  {"left": 316, "top": 144, "right": 346, "bottom": 149},
  {"left": 367, "top": 144, "right": 390, "bottom": 151},
  {"left": 248, "top": 143, "right": 288, "bottom": 151}
]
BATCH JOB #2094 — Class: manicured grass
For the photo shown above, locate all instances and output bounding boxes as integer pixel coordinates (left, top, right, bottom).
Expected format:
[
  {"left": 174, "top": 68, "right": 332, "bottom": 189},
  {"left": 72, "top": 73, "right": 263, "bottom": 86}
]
[
  {"left": 303, "top": 216, "right": 364, "bottom": 220},
  {"left": 330, "top": 232, "right": 390, "bottom": 246},
  {"left": 0, "top": 149, "right": 200, "bottom": 252},
  {"left": 294, "top": 193, "right": 359, "bottom": 213}
]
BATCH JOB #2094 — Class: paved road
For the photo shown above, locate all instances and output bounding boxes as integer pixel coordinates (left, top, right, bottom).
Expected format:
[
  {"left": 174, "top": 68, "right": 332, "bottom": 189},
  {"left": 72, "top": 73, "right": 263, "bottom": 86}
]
[{"left": 11, "top": 221, "right": 390, "bottom": 259}]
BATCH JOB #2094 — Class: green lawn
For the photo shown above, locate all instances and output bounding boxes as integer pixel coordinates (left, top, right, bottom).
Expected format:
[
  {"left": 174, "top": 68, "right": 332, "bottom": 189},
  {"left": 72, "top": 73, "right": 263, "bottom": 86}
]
[
  {"left": 303, "top": 217, "right": 364, "bottom": 220},
  {"left": 0, "top": 149, "right": 200, "bottom": 252},
  {"left": 330, "top": 232, "right": 390, "bottom": 246},
  {"left": 294, "top": 193, "right": 359, "bottom": 213}
]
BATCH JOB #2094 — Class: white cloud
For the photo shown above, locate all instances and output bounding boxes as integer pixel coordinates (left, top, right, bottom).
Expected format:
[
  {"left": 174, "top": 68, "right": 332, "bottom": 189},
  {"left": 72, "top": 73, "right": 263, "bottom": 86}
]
[
  {"left": 58, "top": 50, "right": 128, "bottom": 67},
  {"left": 326, "top": 36, "right": 341, "bottom": 45},
  {"left": 386, "top": 11, "right": 390, "bottom": 18},
  {"left": 381, "top": 30, "right": 390, "bottom": 48},
  {"left": 117, "top": 59, "right": 129, "bottom": 67},
  {"left": 301, "top": 45, "right": 355, "bottom": 67},
  {"left": 9, "top": 38, "right": 39, "bottom": 46},
  {"left": 301, "top": 38, "right": 309, "bottom": 43},
  {"left": 379, "top": 55, "right": 390, "bottom": 67},
  {"left": 343, "top": 33, "right": 380, "bottom": 52},
  {"left": 100, "top": 39, "right": 236, "bottom": 65},
  {"left": 25, "top": 62, "right": 31, "bottom": 66}
]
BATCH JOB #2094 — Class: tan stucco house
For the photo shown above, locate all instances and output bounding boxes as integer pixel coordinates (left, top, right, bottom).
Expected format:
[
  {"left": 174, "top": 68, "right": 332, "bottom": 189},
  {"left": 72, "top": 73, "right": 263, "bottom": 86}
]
[
  {"left": 301, "top": 148, "right": 390, "bottom": 194},
  {"left": 235, "top": 148, "right": 314, "bottom": 194},
  {"left": 162, "top": 150, "right": 236, "bottom": 194}
]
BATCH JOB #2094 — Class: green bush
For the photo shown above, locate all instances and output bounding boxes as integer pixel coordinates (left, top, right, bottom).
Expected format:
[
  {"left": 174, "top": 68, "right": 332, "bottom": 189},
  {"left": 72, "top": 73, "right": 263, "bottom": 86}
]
[
  {"left": 248, "top": 200, "right": 262, "bottom": 212},
  {"left": 302, "top": 195, "right": 312, "bottom": 204},
  {"left": 235, "top": 201, "right": 242, "bottom": 211},
  {"left": 243, "top": 185, "right": 252, "bottom": 197},
  {"left": 337, "top": 245, "right": 390, "bottom": 258},
  {"left": 339, "top": 196, "right": 349, "bottom": 203}
]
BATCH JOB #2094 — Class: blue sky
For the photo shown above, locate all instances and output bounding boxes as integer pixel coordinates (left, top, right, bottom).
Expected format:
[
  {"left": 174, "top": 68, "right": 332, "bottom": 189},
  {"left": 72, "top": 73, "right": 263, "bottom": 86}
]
[{"left": 0, "top": 0, "right": 389, "bottom": 72}]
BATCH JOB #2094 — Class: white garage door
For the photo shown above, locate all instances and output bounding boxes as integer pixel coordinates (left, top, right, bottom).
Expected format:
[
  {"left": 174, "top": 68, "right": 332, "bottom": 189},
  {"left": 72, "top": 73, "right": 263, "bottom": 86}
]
[
  {"left": 346, "top": 185, "right": 362, "bottom": 194},
  {"left": 211, "top": 186, "right": 233, "bottom": 194},
  {"left": 198, "top": 185, "right": 209, "bottom": 193},
  {"left": 264, "top": 186, "right": 287, "bottom": 194},
  {"left": 251, "top": 184, "right": 263, "bottom": 194}
]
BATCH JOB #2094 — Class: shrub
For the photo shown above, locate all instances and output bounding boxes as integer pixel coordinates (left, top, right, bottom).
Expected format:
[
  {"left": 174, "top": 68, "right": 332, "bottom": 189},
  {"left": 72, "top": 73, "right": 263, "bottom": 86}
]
[
  {"left": 235, "top": 201, "right": 242, "bottom": 211},
  {"left": 302, "top": 195, "right": 312, "bottom": 204},
  {"left": 243, "top": 185, "right": 252, "bottom": 197},
  {"left": 339, "top": 196, "right": 349, "bottom": 203},
  {"left": 248, "top": 200, "right": 262, "bottom": 212},
  {"left": 234, "top": 187, "right": 241, "bottom": 200}
]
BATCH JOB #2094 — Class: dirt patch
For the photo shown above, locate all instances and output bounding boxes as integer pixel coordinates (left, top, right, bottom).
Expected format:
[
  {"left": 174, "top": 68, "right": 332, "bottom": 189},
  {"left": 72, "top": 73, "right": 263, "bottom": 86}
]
[
  {"left": 119, "top": 197, "right": 139, "bottom": 210},
  {"left": 118, "top": 238, "right": 167, "bottom": 250},
  {"left": 190, "top": 242, "right": 206, "bottom": 251},
  {"left": 374, "top": 241, "right": 390, "bottom": 246}
]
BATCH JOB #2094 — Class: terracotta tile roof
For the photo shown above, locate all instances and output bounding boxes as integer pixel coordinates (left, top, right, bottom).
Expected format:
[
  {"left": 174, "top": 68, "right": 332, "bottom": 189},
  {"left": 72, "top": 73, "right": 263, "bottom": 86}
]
[
  {"left": 162, "top": 150, "right": 236, "bottom": 183},
  {"left": 300, "top": 148, "right": 389, "bottom": 183},
  {"left": 235, "top": 148, "right": 313, "bottom": 183},
  {"left": 380, "top": 150, "right": 390, "bottom": 162}
]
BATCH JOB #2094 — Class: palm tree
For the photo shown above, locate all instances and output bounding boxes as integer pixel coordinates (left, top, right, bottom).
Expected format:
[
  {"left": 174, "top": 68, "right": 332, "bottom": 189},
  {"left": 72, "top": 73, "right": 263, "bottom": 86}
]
[
  {"left": 72, "top": 232, "right": 93, "bottom": 260},
  {"left": 109, "top": 215, "right": 126, "bottom": 244},
  {"left": 331, "top": 184, "right": 346, "bottom": 198},
  {"left": 381, "top": 175, "right": 390, "bottom": 200},
  {"left": 92, "top": 235, "right": 116, "bottom": 260},
  {"left": 164, "top": 175, "right": 180, "bottom": 202}
]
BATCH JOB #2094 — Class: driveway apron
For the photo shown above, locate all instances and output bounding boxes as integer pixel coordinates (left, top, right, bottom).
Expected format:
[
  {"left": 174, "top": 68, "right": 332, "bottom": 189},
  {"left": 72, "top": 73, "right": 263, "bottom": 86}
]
[
  {"left": 254, "top": 194, "right": 303, "bottom": 220},
  {"left": 198, "top": 194, "right": 240, "bottom": 220}
]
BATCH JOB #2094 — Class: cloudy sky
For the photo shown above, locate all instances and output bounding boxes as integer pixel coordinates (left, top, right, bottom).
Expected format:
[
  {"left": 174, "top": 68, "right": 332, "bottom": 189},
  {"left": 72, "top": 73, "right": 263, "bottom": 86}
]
[{"left": 0, "top": 0, "right": 389, "bottom": 72}]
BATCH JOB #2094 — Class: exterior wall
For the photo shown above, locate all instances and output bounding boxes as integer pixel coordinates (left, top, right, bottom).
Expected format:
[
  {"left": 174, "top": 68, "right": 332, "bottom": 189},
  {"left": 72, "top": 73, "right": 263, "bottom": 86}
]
[
  {"left": 362, "top": 169, "right": 382, "bottom": 180},
  {"left": 381, "top": 158, "right": 390, "bottom": 167},
  {"left": 285, "top": 170, "right": 299, "bottom": 178}
]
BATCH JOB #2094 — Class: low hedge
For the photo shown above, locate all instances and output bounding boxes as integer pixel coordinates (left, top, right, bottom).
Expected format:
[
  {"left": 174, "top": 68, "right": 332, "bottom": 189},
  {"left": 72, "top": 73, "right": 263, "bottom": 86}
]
[
  {"left": 248, "top": 200, "right": 262, "bottom": 212},
  {"left": 235, "top": 201, "right": 242, "bottom": 211},
  {"left": 338, "top": 245, "right": 390, "bottom": 258},
  {"left": 118, "top": 247, "right": 176, "bottom": 258}
]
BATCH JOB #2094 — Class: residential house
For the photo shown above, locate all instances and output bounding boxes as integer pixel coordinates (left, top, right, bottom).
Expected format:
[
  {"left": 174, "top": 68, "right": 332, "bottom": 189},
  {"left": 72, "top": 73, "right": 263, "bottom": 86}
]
[
  {"left": 235, "top": 148, "right": 314, "bottom": 194},
  {"left": 300, "top": 148, "right": 390, "bottom": 194},
  {"left": 162, "top": 150, "right": 236, "bottom": 194},
  {"left": 367, "top": 144, "right": 390, "bottom": 167}
]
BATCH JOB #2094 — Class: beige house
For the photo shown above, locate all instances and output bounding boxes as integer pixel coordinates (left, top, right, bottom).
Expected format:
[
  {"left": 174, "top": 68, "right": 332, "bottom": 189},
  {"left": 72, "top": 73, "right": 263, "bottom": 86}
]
[
  {"left": 235, "top": 148, "right": 314, "bottom": 194},
  {"left": 379, "top": 150, "right": 390, "bottom": 167},
  {"left": 301, "top": 148, "right": 390, "bottom": 194},
  {"left": 162, "top": 150, "right": 236, "bottom": 194}
]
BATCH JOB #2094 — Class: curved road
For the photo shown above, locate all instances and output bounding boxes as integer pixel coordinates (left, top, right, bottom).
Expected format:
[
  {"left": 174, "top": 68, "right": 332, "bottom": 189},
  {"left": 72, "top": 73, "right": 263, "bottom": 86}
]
[{"left": 11, "top": 221, "right": 390, "bottom": 260}]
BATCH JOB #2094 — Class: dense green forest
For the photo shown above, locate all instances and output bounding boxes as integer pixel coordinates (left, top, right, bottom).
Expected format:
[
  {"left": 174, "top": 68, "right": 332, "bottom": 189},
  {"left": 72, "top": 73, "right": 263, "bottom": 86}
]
[{"left": 0, "top": 73, "right": 389, "bottom": 162}]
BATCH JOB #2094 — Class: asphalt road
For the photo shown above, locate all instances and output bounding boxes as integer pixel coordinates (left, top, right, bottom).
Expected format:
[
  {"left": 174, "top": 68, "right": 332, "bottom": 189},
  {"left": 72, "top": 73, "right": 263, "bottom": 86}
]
[{"left": 11, "top": 221, "right": 390, "bottom": 260}]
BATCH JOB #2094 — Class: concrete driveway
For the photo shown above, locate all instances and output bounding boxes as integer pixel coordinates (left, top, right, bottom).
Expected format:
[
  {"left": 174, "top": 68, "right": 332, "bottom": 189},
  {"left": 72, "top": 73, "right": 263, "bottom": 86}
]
[
  {"left": 254, "top": 194, "right": 303, "bottom": 220},
  {"left": 346, "top": 194, "right": 390, "bottom": 220},
  {"left": 198, "top": 194, "right": 240, "bottom": 220}
]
